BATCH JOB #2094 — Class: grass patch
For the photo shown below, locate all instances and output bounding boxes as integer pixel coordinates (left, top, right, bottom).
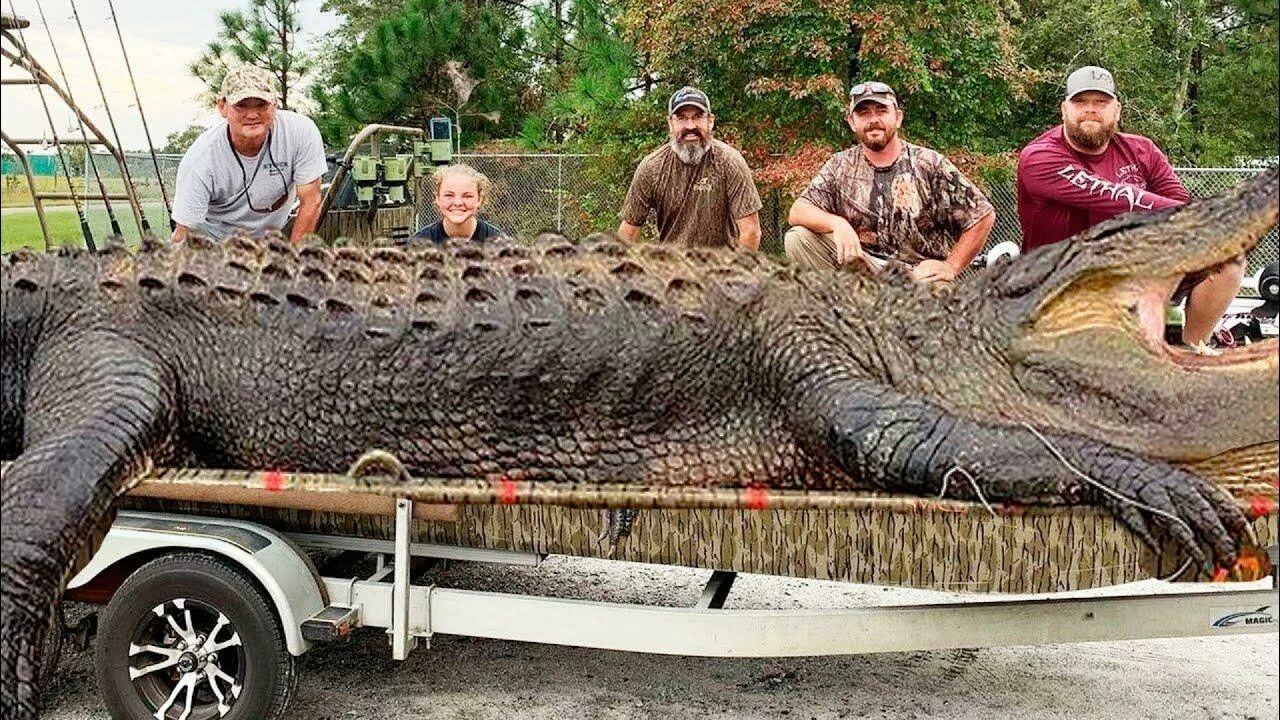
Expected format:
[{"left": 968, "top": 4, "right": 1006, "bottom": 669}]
[
  {"left": 2, "top": 205, "right": 171, "bottom": 253},
  {"left": 2, "top": 175, "right": 162, "bottom": 208}
]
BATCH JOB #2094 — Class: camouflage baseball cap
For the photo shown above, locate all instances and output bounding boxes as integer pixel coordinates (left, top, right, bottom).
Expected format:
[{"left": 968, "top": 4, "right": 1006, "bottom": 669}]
[
  {"left": 220, "top": 66, "right": 279, "bottom": 105},
  {"left": 848, "top": 81, "right": 897, "bottom": 111}
]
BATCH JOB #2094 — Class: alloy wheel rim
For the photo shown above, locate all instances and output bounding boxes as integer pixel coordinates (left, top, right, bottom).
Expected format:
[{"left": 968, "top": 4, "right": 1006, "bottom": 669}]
[{"left": 125, "top": 597, "right": 246, "bottom": 720}]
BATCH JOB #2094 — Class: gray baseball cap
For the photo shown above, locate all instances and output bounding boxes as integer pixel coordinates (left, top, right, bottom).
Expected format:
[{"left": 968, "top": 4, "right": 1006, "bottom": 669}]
[
  {"left": 1065, "top": 66, "right": 1117, "bottom": 100},
  {"left": 668, "top": 86, "right": 711, "bottom": 115},
  {"left": 220, "top": 65, "right": 279, "bottom": 105}
]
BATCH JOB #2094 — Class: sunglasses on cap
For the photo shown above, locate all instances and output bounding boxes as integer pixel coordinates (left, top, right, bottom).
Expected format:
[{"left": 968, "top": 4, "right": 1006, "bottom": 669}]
[{"left": 849, "top": 81, "right": 895, "bottom": 97}]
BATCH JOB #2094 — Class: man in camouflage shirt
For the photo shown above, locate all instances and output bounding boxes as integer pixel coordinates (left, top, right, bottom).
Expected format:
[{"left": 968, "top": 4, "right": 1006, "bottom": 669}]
[{"left": 785, "top": 81, "right": 995, "bottom": 282}]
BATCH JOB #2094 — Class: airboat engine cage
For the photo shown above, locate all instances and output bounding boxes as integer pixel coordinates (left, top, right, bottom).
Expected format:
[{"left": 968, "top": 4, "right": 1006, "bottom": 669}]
[{"left": 1, "top": 10, "right": 147, "bottom": 249}]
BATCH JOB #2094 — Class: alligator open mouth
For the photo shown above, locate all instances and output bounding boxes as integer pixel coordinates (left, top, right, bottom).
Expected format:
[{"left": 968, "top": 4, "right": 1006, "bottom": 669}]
[{"left": 1129, "top": 272, "right": 1278, "bottom": 371}]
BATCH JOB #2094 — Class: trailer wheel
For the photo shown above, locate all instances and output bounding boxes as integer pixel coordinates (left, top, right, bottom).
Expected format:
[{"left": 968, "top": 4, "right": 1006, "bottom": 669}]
[{"left": 95, "top": 552, "right": 297, "bottom": 720}]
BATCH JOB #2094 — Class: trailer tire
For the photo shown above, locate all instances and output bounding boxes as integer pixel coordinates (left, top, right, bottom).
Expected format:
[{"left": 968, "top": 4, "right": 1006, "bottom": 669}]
[{"left": 95, "top": 552, "right": 297, "bottom": 720}]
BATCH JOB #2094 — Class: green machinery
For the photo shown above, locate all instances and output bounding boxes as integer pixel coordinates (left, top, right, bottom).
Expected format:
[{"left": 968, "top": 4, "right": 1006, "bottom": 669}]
[{"left": 346, "top": 119, "right": 454, "bottom": 209}]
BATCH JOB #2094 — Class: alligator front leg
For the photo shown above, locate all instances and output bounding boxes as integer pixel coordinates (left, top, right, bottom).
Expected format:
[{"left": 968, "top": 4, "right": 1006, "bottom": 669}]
[
  {"left": 802, "top": 383, "right": 1250, "bottom": 568},
  {"left": 1, "top": 341, "right": 173, "bottom": 720}
]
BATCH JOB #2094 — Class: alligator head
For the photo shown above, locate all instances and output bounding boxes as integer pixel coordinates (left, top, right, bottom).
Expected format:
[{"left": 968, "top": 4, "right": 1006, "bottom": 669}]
[{"left": 930, "top": 167, "right": 1278, "bottom": 472}]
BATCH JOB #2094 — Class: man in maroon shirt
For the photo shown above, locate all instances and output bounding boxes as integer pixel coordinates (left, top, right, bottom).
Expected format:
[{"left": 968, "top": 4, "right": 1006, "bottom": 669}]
[{"left": 1016, "top": 65, "right": 1246, "bottom": 352}]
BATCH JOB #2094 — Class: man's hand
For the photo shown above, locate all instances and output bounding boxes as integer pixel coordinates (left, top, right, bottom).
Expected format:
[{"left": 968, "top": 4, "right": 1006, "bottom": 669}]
[
  {"left": 616, "top": 222, "right": 642, "bottom": 242},
  {"left": 911, "top": 259, "right": 958, "bottom": 283},
  {"left": 290, "top": 178, "right": 323, "bottom": 244},
  {"left": 831, "top": 223, "right": 863, "bottom": 266}
]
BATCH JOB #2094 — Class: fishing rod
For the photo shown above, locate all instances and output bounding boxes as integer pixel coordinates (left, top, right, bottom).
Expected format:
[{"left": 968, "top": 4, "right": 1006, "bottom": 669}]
[
  {"left": 34, "top": 0, "right": 122, "bottom": 236},
  {"left": 68, "top": 0, "right": 149, "bottom": 235},
  {"left": 6, "top": 0, "right": 95, "bottom": 250},
  {"left": 105, "top": 0, "right": 172, "bottom": 231}
]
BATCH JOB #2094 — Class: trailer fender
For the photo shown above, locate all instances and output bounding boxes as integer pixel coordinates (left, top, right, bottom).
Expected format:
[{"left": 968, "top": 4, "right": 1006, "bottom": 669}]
[{"left": 68, "top": 511, "right": 327, "bottom": 655}]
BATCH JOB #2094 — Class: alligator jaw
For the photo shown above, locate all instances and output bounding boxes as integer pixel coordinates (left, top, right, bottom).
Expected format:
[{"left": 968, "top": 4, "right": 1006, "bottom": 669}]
[
  {"left": 1013, "top": 167, "right": 1279, "bottom": 464},
  {"left": 1034, "top": 165, "right": 1278, "bottom": 376},
  {"left": 1128, "top": 275, "right": 1278, "bottom": 372}
]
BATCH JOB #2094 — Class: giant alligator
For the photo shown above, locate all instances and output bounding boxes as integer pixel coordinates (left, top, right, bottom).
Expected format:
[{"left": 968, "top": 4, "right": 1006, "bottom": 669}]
[{"left": 2, "top": 167, "right": 1278, "bottom": 717}]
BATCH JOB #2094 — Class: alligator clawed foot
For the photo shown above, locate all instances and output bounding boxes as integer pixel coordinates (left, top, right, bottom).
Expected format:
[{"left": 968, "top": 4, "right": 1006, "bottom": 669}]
[{"left": 1106, "top": 471, "right": 1248, "bottom": 571}]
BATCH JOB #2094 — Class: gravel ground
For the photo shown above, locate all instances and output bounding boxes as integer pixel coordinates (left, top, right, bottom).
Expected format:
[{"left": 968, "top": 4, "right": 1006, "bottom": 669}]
[{"left": 43, "top": 555, "right": 1278, "bottom": 720}]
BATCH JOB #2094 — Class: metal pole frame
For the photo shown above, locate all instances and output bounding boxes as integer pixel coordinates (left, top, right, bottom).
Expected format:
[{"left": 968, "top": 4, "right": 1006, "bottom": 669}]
[
  {"left": 1, "top": 131, "right": 52, "bottom": 250},
  {"left": 317, "top": 124, "right": 425, "bottom": 226},
  {"left": 3, "top": 0, "right": 94, "bottom": 250}
]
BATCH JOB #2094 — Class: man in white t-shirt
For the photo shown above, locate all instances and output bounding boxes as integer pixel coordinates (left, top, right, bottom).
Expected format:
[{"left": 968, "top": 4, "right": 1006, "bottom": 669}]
[{"left": 171, "top": 66, "right": 328, "bottom": 243}]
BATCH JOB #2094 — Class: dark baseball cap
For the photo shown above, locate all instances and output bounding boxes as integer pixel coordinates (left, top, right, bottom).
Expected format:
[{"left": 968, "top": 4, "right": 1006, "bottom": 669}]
[
  {"left": 1065, "top": 66, "right": 1117, "bottom": 100},
  {"left": 668, "top": 86, "right": 711, "bottom": 115},
  {"left": 848, "top": 81, "right": 897, "bottom": 111}
]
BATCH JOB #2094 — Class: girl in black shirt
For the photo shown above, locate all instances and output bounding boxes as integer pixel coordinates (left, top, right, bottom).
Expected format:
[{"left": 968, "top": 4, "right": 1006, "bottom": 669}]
[{"left": 411, "top": 164, "right": 506, "bottom": 242}]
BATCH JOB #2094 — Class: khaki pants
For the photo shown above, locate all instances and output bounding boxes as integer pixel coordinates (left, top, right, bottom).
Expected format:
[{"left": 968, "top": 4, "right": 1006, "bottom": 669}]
[{"left": 783, "top": 226, "right": 889, "bottom": 272}]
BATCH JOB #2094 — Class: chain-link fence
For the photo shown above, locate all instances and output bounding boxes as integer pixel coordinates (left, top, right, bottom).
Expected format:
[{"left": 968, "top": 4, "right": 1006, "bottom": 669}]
[
  {"left": 409, "top": 156, "right": 1275, "bottom": 293},
  {"left": 6, "top": 149, "right": 1276, "bottom": 289},
  {"left": 69, "top": 151, "right": 180, "bottom": 233},
  {"left": 411, "top": 154, "right": 622, "bottom": 240}
]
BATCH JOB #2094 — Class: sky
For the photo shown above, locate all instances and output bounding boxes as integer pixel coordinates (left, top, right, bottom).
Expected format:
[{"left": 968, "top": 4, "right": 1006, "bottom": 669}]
[{"left": 1, "top": 0, "right": 340, "bottom": 152}]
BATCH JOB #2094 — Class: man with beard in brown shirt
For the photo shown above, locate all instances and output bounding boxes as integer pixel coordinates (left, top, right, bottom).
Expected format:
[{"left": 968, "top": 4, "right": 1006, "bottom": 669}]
[
  {"left": 618, "top": 87, "right": 763, "bottom": 249},
  {"left": 785, "top": 81, "right": 994, "bottom": 283}
]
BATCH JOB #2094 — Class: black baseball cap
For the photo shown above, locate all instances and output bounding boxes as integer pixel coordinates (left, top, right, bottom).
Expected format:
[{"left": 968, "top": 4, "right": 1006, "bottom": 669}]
[{"left": 668, "top": 86, "right": 711, "bottom": 115}]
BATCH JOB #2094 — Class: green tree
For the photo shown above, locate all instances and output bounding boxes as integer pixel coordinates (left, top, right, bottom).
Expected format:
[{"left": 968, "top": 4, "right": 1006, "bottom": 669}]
[
  {"left": 319, "top": 0, "right": 407, "bottom": 45},
  {"left": 1012, "top": 0, "right": 1278, "bottom": 164},
  {"left": 608, "top": 0, "right": 1032, "bottom": 187},
  {"left": 159, "top": 124, "right": 210, "bottom": 155},
  {"left": 310, "top": 0, "right": 530, "bottom": 147},
  {"left": 190, "top": 0, "right": 311, "bottom": 110},
  {"left": 520, "top": 0, "right": 644, "bottom": 147},
  {"left": 1192, "top": 1, "right": 1279, "bottom": 163}
]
